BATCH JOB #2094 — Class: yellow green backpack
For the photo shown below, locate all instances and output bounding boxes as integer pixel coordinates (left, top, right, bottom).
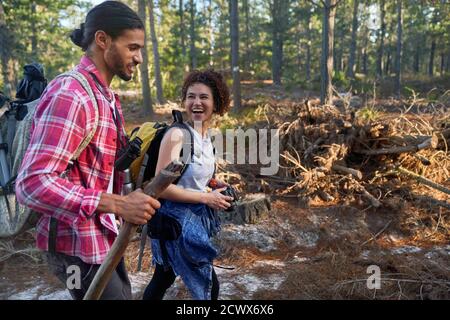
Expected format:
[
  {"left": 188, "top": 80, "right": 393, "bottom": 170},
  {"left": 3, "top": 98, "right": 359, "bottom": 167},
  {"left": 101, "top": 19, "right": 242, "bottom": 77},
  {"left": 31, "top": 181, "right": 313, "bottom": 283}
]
[{"left": 127, "top": 110, "right": 194, "bottom": 188}]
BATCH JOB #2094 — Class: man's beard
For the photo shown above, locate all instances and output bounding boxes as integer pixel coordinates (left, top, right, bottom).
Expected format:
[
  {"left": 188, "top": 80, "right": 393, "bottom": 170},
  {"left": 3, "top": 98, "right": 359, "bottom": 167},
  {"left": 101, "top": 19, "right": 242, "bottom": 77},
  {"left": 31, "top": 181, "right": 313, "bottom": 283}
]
[{"left": 107, "top": 44, "right": 133, "bottom": 81}]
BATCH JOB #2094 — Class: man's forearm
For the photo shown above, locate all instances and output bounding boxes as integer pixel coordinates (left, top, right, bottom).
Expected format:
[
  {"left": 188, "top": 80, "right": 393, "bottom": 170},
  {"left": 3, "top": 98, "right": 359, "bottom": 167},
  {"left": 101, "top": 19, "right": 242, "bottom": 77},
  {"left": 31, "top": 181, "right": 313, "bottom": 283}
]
[
  {"left": 97, "top": 192, "right": 124, "bottom": 214},
  {"left": 97, "top": 189, "right": 160, "bottom": 225}
]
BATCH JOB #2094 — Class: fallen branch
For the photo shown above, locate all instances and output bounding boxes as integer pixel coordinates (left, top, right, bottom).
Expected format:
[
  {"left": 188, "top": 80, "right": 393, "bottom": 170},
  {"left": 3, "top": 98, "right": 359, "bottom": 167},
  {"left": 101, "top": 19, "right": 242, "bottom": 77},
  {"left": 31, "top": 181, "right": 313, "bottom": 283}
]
[
  {"left": 411, "top": 194, "right": 450, "bottom": 210},
  {"left": 412, "top": 154, "right": 431, "bottom": 166},
  {"left": 352, "top": 179, "right": 382, "bottom": 207},
  {"left": 360, "top": 187, "right": 382, "bottom": 208},
  {"left": 332, "top": 164, "right": 363, "bottom": 180},
  {"left": 0, "top": 241, "right": 40, "bottom": 263},
  {"left": 304, "top": 137, "right": 324, "bottom": 159},
  {"left": 318, "top": 190, "right": 335, "bottom": 202},
  {"left": 396, "top": 166, "right": 450, "bottom": 195},
  {"left": 361, "top": 220, "right": 392, "bottom": 246},
  {"left": 357, "top": 134, "right": 438, "bottom": 155},
  {"left": 336, "top": 278, "right": 450, "bottom": 286},
  {"left": 256, "top": 175, "right": 297, "bottom": 184}
]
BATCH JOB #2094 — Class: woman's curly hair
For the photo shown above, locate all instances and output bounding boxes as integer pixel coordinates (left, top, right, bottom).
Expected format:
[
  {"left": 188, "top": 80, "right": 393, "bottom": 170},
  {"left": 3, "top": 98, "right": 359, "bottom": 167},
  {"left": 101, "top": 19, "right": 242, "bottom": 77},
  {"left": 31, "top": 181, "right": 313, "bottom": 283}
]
[{"left": 181, "top": 69, "right": 231, "bottom": 115}]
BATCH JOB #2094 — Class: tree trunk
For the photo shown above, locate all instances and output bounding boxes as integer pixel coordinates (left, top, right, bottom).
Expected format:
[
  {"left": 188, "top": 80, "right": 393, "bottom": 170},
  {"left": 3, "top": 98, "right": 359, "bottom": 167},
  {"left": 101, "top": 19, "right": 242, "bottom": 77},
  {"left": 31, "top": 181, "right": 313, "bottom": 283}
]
[
  {"left": 207, "top": 0, "right": 214, "bottom": 67},
  {"left": 306, "top": 13, "right": 312, "bottom": 81},
  {"left": 356, "top": 43, "right": 361, "bottom": 73},
  {"left": 0, "top": 2, "right": 11, "bottom": 97},
  {"left": 271, "top": 0, "right": 288, "bottom": 86},
  {"left": 385, "top": 49, "right": 391, "bottom": 75},
  {"left": 428, "top": 39, "right": 436, "bottom": 77},
  {"left": 334, "top": 28, "right": 342, "bottom": 72},
  {"left": 385, "top": 20, "right": 394, "bottom": 76},
  {"left": 179, "top": 0, "right": 186, "bottom": 57},
  {"left": 347, "top": 0, "right": 358, "bottom": 78},
  {"left": 148, "top": 0, "right": 165, "bottom": 104},
  {"left": 440, "top": 52, "right": 445, "bottom": 75},
  {"left": 376, "top": 0, "right": 385, "bottom": 78},
  {"left": 229, "top": 0, "right": 242, "bottom": 112},
  {"left": 413, "top": 43, "right": 420, "bottom": 73},
  {"left": 30, "top": 1, "right": 38, "bottom": 62},
  {"left": 137, "top": 0, "right": 154, "bottom": 116},
  {"left": 446, "top": 52, "right": 450, "bottom": 73},
  {"left": 320, "top": 0, "right": 337, "bottom": 105},
  {"left": 394, "top": 0, "right": 402, "bottom": 98},
  {"left": 189, "top": 0, "right": 197, "bottom": 70},
  {"left": 296, "top": 23, "right": 302, "bottom": 76},
  {"left": 243, "top": 0, "right": 251, "bottom": 70},
  {"left": 362, "top": 46, "right": 368, "bottom": 75}
]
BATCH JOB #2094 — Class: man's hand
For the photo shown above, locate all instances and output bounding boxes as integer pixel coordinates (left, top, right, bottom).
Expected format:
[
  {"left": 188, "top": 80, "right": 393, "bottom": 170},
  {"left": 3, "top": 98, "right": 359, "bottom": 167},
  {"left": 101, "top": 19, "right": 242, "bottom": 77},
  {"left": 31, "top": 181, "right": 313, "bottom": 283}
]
[
  {"left": 117, "top": 189, "right": 160, "bottom": 225},
  {"left": 99, "top": 190, "right": 160, "bottom": 225}
]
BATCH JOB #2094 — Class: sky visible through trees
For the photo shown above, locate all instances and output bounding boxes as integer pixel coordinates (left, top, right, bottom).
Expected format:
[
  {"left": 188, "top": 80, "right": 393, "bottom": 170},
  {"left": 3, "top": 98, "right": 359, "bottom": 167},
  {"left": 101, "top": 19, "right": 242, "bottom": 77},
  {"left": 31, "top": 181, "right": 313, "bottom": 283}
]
[{"left": 1, "top": 0, "right": 449, "bottom": 108}]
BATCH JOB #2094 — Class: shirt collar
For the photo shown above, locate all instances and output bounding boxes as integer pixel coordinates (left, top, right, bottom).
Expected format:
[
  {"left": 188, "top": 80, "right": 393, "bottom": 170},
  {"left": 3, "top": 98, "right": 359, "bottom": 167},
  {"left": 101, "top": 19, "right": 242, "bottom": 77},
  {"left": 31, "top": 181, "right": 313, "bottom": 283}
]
[{"left": 77, "top": 55, "right": 114, "bottom": 100}]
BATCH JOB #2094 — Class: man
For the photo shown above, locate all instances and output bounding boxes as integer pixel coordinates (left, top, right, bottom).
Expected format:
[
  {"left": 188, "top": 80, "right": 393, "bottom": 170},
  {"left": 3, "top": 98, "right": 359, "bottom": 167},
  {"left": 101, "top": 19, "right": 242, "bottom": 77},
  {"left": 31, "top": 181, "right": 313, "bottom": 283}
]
[{"left": 15, "top": 1, "right": 159, "bottom": 300}]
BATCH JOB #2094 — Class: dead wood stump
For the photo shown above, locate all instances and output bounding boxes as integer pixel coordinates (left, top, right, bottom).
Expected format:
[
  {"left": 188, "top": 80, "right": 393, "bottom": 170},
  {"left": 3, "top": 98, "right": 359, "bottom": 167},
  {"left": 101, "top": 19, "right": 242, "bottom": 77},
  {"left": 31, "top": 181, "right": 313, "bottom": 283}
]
[{"left": 220, "top": 193, "right": 271, "bottom": 224}]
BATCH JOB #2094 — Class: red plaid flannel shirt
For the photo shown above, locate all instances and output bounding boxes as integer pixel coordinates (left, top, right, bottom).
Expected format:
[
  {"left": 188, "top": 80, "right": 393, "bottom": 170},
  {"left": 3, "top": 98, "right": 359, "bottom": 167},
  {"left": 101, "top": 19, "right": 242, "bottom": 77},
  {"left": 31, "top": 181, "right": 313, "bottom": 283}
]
[{"left": 16, "top": 56, "right": 129, "bottom": 264}]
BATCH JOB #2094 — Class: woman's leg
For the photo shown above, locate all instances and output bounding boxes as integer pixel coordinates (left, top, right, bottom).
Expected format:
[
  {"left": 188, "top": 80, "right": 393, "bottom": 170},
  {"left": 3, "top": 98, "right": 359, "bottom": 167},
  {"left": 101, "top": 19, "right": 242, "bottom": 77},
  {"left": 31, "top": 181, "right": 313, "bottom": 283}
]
[
  {"left": 211, "top": 267, "right": 220, "bottom": 300},
  {"left": 142, "top": 264, "right": 176, "bottom": 300}
]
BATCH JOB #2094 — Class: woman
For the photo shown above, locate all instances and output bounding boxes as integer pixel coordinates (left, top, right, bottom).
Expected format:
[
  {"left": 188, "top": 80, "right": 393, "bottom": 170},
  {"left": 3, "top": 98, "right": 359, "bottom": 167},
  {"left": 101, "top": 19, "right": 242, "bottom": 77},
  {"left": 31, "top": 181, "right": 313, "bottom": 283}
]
[{"left": 143, "top": 70, "right": 233, "bottom": 300}]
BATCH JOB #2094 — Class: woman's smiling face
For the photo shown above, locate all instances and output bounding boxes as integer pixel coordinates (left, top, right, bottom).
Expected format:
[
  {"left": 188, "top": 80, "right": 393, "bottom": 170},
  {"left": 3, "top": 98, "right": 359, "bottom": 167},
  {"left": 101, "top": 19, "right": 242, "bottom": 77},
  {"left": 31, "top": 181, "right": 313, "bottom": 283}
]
[{"left": 184, "top": 83, "right": 215, "bottom": 124}]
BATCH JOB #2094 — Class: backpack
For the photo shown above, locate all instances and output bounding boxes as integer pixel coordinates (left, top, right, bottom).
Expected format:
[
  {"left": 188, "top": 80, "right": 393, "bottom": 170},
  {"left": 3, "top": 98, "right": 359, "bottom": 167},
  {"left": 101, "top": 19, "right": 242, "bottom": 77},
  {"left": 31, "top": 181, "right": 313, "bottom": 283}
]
[
  {"left": 0, "top": 69, "right": 99, "bottom": 239},
  {"left": 128, "top": 110, "right": 195, "bottom": 189}
]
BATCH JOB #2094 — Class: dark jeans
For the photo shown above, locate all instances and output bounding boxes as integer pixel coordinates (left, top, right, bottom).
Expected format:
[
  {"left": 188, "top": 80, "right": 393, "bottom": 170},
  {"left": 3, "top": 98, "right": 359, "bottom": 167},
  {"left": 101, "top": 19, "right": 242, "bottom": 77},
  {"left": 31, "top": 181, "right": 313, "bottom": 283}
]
[
  {"left": 143, "top": 263, "right": 219, "bottom": 300},
  {"left": 43, "top": 251, "right": 132, "bottom": 300}
]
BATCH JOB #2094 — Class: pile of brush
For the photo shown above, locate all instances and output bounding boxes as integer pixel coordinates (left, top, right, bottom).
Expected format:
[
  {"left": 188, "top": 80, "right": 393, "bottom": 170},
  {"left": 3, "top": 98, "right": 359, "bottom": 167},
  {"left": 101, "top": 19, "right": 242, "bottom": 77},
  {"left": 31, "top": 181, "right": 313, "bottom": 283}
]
[{"left": 222, "top": 98, "right": 450, "bottom": 211}]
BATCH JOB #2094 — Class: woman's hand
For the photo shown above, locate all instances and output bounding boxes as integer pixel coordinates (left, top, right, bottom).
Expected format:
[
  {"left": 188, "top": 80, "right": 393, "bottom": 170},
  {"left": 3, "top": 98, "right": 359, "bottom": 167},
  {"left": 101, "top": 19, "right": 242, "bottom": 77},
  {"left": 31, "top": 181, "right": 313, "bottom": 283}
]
[{"left": 201, "top": 187, "right": 234, "bottom": 211}]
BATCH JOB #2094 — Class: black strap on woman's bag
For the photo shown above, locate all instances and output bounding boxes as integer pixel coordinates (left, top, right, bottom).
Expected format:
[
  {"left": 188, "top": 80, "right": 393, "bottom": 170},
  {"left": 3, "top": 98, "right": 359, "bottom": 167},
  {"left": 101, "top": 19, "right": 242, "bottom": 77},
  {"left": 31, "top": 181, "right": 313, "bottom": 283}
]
[{"left": 147, "top": 212, "right": 182, "bottom": 270}]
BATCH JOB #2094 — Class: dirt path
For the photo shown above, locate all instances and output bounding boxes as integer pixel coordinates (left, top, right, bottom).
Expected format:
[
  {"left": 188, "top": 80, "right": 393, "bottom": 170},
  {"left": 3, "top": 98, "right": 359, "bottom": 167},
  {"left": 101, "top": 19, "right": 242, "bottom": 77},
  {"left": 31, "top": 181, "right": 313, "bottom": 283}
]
[{"left": 1, "top": 199, "right": 448, "bottom": 300}]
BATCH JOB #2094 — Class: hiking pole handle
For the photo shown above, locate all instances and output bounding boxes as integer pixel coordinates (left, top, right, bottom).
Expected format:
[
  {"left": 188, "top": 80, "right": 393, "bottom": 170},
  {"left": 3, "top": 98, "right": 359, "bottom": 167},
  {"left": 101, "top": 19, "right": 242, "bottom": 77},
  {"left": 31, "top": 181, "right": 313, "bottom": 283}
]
[{"left": 83, "top": 160, "right": 184, "bottom": 300}]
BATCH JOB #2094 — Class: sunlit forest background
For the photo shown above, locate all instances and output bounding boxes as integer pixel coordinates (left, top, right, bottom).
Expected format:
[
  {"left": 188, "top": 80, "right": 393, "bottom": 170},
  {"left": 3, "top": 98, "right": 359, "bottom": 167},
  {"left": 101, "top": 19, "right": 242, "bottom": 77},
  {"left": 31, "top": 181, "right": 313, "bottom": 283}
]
[
  {"left": 1, "top": 0, "right": 449, "bottom": 113},
  {"left": 1, "top": 1, "right": 450, "bottom": 300}
]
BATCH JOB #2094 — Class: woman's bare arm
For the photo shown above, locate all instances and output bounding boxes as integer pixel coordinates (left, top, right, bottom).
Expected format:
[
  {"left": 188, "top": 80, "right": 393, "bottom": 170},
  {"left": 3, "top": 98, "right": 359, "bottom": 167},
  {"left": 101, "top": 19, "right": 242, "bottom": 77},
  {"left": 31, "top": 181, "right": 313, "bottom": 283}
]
[{"left": 154, "top": 127, "right": 232, "bottom": 210}]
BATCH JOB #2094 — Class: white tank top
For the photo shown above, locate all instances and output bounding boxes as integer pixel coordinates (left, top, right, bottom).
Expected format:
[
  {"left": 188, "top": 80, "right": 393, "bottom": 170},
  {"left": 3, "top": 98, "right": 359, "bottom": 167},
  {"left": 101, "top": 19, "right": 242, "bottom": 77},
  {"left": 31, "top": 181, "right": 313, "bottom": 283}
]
[{"left": 176, "top": 124, "right": 215, "bottom": 192}]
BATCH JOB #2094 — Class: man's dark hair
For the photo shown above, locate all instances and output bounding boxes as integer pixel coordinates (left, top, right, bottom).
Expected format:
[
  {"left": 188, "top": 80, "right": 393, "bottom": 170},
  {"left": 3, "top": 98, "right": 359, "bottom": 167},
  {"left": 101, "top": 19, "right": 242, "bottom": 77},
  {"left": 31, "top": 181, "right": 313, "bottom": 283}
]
[
  {"left": 70, "top": 1, "right": 144, "bottom": 51},
  {"left": 181, "top": 70, "right": 231, "bottom": 116}
]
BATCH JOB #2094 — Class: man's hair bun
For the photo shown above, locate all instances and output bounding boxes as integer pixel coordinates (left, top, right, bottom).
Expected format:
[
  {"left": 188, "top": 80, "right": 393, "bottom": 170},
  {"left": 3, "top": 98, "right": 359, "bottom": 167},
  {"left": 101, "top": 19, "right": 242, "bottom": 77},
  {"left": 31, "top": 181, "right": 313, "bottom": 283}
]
[{"left": 70, "top": 23, "right": 85, "bottom": 48}]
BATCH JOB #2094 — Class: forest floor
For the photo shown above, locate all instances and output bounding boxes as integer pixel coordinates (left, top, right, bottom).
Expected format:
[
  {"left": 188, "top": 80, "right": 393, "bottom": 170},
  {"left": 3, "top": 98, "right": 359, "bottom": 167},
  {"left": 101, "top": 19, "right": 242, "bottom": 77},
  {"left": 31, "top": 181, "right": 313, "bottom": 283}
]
[{"left": 0, "top": 82, "right": 449, "bottom": 300}]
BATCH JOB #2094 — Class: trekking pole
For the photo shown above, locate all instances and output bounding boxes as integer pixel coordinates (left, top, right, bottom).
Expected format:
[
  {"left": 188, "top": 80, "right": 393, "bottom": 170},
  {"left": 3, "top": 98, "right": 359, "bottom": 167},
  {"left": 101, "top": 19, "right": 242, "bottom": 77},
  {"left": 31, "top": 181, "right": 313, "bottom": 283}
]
[{"left": 83, "top": 160, "right": 183, "bottom": 300}]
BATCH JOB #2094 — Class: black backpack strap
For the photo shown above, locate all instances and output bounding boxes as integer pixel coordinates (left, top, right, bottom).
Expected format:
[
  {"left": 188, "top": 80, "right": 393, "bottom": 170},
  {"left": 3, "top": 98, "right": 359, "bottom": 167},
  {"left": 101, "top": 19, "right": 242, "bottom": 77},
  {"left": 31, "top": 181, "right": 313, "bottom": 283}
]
[
  {"left": 212, "top": 146, "right": 216, "bottom": 178},
  {"left": 172, "top": 109, "right": 184, "bottom": 123},
  {"left": 169, "top": 110, "right": 195, "bottom": 185},
  {"left": 142, "top": 110, "right": 194, "bottom": 185},
  {"left": 170, "top": 110, "right": 194, "bottom": 162},
  {"left": 48, "top": 217, "right": 58, "bottom": 253}
]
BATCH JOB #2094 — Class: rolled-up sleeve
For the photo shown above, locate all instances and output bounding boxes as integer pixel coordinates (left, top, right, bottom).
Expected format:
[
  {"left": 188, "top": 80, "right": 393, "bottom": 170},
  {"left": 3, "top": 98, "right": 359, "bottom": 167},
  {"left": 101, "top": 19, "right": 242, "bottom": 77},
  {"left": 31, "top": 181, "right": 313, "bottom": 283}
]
[{"left": 15, "top": 87, "right": 101, "bottom": 228}]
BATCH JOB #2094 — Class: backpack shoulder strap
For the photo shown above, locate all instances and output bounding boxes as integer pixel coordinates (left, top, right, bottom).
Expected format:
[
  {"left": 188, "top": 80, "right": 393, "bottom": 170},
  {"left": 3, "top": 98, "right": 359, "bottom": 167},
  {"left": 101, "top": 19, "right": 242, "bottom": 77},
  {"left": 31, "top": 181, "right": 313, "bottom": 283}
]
[
  {"left": 169, "top": 110, "right": 194, "bottom": 162},
  {"left": 170, "top": 122, "right": 194, "bottom": 165},
  {"left": 58, "top": 70, "right": 99, "bottom": 161},
  {"left": 172, "top": 109, "right": 183, "bottom": 123},
  {"left": 48, "top": 70, "right": 99, "bottom": 253}
]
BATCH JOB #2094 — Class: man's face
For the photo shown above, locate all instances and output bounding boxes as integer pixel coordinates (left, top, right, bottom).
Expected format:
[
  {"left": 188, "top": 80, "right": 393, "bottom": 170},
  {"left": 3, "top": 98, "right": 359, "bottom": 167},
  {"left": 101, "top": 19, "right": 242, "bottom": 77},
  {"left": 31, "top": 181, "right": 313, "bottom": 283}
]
[{"left": 104, "top": 29, "right": 145, "bottom": 81}]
